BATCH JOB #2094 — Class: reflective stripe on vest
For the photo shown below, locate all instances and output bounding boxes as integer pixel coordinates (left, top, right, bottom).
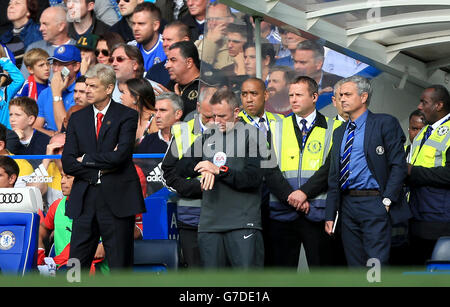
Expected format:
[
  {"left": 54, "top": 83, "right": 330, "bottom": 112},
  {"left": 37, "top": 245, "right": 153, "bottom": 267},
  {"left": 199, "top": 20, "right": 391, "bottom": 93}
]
[
  {"left": 171, "top": 120, "right": 198, "bottom": 159},
  {"left": 410, "top": 121, "right": 450, "bottom": 168},
  {"left": 171, "top": 118, "right": 202, "bottom": 215},
  {"left": 239, "top": 111, "right": 285, "bottom": 127},
  {"left": 269, "top": 115, "right": 341, "bottom": 221}
]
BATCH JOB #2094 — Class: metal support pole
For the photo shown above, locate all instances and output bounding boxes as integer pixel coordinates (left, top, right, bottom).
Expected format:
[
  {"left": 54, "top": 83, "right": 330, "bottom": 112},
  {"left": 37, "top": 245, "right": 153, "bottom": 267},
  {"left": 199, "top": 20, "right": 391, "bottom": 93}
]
[{"left": 253, "top": 16, "right": 263, "bottom": 79}]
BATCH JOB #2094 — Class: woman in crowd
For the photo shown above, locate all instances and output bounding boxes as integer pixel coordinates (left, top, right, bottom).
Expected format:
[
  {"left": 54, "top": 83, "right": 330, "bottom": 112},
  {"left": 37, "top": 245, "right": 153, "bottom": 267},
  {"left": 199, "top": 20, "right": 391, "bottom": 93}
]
[
  {"left": 119, "top": 78, "right": 158, "bottom": 146},
  {"left": 0, "top": 0, "right": 42, "bottom": 67},
  {"left": 95, "top": 32, "right": 125, "bottom": 65}
]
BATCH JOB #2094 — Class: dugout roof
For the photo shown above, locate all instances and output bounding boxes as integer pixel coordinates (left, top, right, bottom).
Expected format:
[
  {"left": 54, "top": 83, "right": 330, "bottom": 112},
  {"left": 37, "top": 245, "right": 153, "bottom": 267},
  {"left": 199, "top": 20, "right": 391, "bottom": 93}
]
[{"left": 221, "top": 0, "right": 450, "bottom": 88}]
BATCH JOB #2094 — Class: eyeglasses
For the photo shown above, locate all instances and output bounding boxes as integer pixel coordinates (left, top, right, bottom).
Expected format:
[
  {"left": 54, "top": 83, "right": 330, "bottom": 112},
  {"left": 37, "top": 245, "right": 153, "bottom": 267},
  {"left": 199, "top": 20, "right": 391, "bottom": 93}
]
[
  {"left": 95, "top": 49, "right": 109, "bottom": 57},
  {"left": 108, "top": 56, "right": 128, "bottom": 63},
  {"left": 116, "top": 0, "right": 130, "bottom": 3}
]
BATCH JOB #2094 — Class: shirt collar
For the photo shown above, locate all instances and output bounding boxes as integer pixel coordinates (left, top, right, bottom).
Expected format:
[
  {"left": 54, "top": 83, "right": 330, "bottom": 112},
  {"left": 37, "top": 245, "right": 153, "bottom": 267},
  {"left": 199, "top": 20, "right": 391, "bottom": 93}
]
[
  {"left": 199, "top": 117, "right": 207, "bottom": 132},
  {"left": 295, "top": 109, "right": 317, "bottom": 129},
  {"left": 93, "top": 100, "right": 111, "bottom": 117},
  {"left": 348, "top": 109, "right": 368, "bottom": 130},
  {"left": 432, "top": 112, "right": 450, "bottom": 130},
  {"left": 158, "top": 129, "right": 171, "bottom": 145},
  {"left": 336, "top": 114, "right": 346, "bottom": 122}
]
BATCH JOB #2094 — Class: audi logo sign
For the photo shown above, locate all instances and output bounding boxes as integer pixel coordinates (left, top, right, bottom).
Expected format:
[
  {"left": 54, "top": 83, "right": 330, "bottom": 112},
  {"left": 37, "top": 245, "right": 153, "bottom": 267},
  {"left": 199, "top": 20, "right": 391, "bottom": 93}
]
[
  {"left": 0, "top": 187, "right": 43, "bottom": 213},
  {"left": 0, "top": 193, "right": 24, "bottom": 204}
]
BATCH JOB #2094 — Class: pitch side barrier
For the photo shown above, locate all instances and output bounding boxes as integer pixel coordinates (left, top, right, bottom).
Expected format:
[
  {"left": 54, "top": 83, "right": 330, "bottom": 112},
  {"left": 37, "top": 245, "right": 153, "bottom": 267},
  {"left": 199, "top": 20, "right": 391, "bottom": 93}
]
[{"left": 9, "top": 154, "right": 177, "bottom": 247}]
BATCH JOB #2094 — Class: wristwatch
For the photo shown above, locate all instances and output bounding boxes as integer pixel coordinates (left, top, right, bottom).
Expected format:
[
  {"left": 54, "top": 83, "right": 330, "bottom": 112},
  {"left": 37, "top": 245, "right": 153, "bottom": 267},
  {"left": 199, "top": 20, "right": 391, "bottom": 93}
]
[
  {"left": 382, "top": 198, "right": 392, "bottom": 207},
  {"left": 53, "top": 96, "right": 62, "bottom": 102},
  {"left": 219, "top": 165, "right": 229, "bottom": 176}
]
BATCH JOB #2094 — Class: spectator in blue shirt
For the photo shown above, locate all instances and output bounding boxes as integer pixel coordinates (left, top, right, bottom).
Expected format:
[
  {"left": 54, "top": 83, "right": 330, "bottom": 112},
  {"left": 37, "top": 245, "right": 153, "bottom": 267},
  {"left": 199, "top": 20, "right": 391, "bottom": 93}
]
[
  {"left": 34, "top": 45, "right": 81, "bottom": 136},
  {"left": 0, "top": 52, "right": 25, "bottom": 129},
  {"left": 128, "top": 2, "right": 166, "bottom": 72}
]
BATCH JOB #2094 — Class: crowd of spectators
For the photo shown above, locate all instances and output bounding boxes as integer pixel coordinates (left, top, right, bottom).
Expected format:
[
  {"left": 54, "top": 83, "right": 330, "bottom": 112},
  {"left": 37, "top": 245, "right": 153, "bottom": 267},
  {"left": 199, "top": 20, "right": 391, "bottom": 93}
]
[{"left": 0, "top": 0, "right": 447, "bottom": 273}]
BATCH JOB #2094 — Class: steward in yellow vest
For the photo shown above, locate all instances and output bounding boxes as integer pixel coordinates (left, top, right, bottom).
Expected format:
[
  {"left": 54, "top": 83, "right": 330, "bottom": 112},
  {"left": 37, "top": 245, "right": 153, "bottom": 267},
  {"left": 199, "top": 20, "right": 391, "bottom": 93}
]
[
  {"left": 407, "top": 85, "right": 450, "bottom": 264},
  {"left": 265, "top": 76, "right": 342, "bottom": 268}
]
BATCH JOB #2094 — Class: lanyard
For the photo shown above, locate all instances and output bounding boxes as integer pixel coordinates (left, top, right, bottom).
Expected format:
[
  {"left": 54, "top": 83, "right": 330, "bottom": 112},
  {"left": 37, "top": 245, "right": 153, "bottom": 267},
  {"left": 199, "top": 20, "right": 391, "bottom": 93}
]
[{"left": 242, "top": 110, "right": 263, "bottom": 129}]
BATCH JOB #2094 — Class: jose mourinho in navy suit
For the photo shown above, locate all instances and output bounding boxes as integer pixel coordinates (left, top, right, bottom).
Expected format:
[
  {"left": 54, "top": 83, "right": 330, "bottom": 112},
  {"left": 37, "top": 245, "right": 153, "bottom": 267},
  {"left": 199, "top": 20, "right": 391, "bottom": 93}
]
[{"left": 324, "top": 75, "right": 410, "bottom": 267}]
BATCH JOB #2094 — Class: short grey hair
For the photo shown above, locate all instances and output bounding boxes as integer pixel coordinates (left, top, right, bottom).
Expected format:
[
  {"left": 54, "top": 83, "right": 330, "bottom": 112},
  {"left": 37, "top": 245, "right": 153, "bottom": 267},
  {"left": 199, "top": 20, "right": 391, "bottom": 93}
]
[
  {"left": 156, "top": 92, "right": 184, "bottom": 113},
  {"left": 85, "top": 63, "right": 116, "bottom": 88},
  {"left": 341, "top": 75, "right": 372, "bottom": 105}
]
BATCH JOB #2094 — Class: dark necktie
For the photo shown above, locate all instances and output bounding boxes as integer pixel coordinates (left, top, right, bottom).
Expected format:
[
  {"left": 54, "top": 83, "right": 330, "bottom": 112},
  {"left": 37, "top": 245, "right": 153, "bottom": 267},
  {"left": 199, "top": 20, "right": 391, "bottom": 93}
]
[
  {"left": 420, "top": 125, "right": 433, "bottom": 148},
  {"left": 300, "top": 118, "right": 308, "bottom": 149},
  {"left": 96, "top": 113, "right": 104, "bottom": 139},
  {"left": 300, "top": 119, "right": 307, "bottom": 136},
  {"left": 339, "top": 122, "right": 357, "bottom": 190}
]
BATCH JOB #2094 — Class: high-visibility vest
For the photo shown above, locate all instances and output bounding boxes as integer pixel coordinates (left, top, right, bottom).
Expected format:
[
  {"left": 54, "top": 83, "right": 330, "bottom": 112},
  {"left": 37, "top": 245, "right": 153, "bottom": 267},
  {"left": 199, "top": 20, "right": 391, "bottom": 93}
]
[
  {"left": 171, "top": 119, "right": 199, "bottom": 159},
  {"left": 238, "top": 110, "right": 284, "bottom": 129},
  {"left": 270, "top": 114, "right": 341, "bottom": 222},
  {"left": 409, "top": 120, "right": 450, "bottom": 222},
  {"left": 410, "top": 121, "right": 450, "bottom": 168},
  {"left": 170, "top": 117, "right": 202, "bottom": 226}
]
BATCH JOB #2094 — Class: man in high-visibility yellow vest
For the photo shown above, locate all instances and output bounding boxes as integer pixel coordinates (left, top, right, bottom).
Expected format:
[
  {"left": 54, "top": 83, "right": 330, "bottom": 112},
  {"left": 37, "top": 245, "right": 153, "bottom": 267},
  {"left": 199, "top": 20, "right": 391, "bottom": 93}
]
[
  {"left": 161, "top": 86, "right": 216, "bottom": 268},
  {"left": 238, "top": 77, "right": 285, "bottom": 266},
  {"left": 407, "top": 85, "right": 450, "bottom": 265},
  {"left": 268, "top": 75, "right": 342, "bottom": 268}
]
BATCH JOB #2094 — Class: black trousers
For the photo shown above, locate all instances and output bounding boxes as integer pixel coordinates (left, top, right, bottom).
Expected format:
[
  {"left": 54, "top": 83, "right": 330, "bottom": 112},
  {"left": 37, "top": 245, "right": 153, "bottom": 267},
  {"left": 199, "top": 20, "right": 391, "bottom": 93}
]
[
  {"left": 198, "top": 229, "right": 264, "bottom": 269},
  {"left": 178, "top": 226, "right": 202, "bottom": 268},
  {"left": 69, "top": 185, "right": 135, "bottom": 270},
  {"left": 269, "top": 216, "right": 333, "bottom": 268}
]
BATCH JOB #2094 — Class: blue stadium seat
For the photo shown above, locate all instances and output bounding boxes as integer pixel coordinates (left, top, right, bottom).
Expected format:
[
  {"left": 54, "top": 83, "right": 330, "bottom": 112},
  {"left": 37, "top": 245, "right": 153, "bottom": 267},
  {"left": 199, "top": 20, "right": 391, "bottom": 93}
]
[
  {"left": 426, "top": 236, "right": 450, "bottom": 272},
  {"left": 431, "top": 236, "right": 450, "bottom": 261},
  {"left": 133, "top": 239, "right": 178, "bottom": 272}
]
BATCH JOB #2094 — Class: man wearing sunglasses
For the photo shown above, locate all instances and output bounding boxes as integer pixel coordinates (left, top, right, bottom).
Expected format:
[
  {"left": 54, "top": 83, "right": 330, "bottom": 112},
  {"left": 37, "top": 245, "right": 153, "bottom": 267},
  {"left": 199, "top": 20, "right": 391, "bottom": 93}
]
[
  {"left": 109, "top": 43, "right": 145, "bottom": 103},
  {"left": 34, "top": 45, "right": 81, "bottom": 137},
  {"left": 128, "top": 2, "right": 166, "bottom": 72},
  {"left": 111, "top": 0, "right": 144, "bottom": 43}
]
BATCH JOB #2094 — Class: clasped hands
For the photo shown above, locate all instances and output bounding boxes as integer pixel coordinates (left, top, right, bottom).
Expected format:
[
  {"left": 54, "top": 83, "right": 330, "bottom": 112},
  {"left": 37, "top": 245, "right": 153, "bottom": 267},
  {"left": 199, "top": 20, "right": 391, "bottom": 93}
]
[
  {"left": 287, "top": 190, "right": 310, "bottom": 214},
  {"left": 194, "top": 161, "right": 220, "bottom": 191}
]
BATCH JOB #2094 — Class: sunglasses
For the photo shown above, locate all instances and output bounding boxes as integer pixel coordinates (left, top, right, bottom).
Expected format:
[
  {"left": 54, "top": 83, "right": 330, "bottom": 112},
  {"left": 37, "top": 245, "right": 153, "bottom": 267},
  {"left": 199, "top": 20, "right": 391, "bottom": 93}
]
[
  {"left": 116, "top": 0, "right": 130, "bottom": 3},
  {"left": 95, "top": 49, "right": 109, "bottom": 57},
  {"left": 108, "top": 56, "right": 128, "bottom": 63}
]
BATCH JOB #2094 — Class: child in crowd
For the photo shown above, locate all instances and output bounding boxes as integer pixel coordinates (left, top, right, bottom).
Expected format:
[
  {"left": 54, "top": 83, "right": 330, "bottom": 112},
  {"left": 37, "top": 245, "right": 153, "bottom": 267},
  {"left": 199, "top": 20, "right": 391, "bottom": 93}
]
[
  {"left": 0, "top": 48, "right": 25, "bottom": 128},
  {"left": 16, "top": 48, "right": 50, "bottom": 100},
  {"left": 9, "top": 96, "right": 50, "bottom": 155}
]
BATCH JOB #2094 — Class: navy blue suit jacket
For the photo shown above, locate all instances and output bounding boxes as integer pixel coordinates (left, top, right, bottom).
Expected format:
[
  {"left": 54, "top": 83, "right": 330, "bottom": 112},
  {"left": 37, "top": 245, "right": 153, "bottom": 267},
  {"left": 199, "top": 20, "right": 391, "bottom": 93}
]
[
  {"left": 325, "top": 110, "right": 411, "bottom": 224},
  {"left": 61, "top": 101, "right": 146, "bottom": 219}
]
